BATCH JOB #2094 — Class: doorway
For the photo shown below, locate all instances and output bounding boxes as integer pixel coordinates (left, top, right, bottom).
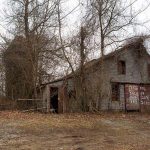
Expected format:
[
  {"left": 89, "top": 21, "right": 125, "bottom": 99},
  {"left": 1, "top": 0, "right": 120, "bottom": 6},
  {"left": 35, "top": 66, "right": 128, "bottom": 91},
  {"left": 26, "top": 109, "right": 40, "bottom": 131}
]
[{"left": 50, "top": 87, "right": 58, "bottom": 113}]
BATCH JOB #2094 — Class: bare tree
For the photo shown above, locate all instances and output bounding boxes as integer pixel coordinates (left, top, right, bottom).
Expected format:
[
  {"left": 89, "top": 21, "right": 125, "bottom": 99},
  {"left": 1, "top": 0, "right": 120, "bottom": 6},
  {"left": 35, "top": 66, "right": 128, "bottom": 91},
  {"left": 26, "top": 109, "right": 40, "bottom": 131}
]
[
  {"left": 84, "top": 0, "right": 150, "bottom": 52},
  {"left": 58, "top": 14, "right": 90, "bottom": 111},
  {"left": 81, "top": 0, "right": 150, "bottom": 109},
  {"left": 3, "top": 0, "right": 61, "bottom": 99}
]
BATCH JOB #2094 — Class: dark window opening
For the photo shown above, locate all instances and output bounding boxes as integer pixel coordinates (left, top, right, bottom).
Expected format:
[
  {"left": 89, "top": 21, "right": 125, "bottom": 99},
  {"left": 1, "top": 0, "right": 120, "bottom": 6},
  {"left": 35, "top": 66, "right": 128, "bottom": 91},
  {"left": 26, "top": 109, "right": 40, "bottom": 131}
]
[
  {"left": 118, "top": 60, "right": 126, "bottom": 75},
  {"left": 148, "top": 64, "right": 150, "bottom": 78},
  {"left": 50, "top": 87, "right": 58, "bottom": 113},
  {"left": 112, "top": 83, "right": 120, "bottom": 101}
]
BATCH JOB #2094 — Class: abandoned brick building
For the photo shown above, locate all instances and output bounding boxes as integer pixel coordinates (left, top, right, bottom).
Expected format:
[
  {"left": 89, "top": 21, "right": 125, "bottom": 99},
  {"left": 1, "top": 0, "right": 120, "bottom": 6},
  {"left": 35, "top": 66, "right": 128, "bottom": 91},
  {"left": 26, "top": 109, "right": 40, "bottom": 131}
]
[{"left": 38, "top": 38, "right": 150, "bottom": 113}]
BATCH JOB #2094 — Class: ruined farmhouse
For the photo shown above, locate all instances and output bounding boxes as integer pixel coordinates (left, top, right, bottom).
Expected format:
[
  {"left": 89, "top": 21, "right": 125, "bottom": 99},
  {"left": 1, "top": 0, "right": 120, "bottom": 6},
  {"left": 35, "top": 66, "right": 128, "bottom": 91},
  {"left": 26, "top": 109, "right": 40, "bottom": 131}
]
[{"left": 38, "top": 38, "right": 150, "bottom": 113}]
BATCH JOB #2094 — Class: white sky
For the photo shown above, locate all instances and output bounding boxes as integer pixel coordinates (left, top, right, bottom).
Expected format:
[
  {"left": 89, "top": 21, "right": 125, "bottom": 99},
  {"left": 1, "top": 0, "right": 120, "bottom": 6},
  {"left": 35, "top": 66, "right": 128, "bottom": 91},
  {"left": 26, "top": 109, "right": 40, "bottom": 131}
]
[
  {"left": 0, "top": 0, "right": 150, "bottom": 38},
  {"left": 0, "top": 0, "right": 81, "bottom": 37},
  {"left": 0, "top": 0, "right": 150, "bottom": 76},
  {"left": 63, "top": 0, "right": 150, "bottom": 36}
]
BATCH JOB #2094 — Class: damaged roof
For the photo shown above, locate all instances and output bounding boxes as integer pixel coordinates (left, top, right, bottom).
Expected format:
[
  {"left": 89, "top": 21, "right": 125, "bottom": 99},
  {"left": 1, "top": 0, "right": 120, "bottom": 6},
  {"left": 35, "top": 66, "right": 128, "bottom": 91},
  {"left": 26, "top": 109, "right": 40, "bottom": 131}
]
[{"left": 42, "top": 36, "right": 150, "bottom": 85}]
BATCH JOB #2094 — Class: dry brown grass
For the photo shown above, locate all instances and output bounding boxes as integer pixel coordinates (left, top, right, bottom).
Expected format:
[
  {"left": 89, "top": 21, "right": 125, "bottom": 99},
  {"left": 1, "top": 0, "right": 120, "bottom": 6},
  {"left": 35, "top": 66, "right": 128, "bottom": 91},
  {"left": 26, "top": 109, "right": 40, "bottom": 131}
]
[{"left": 0, "top": 111, "right": 149, "bottom": 150}]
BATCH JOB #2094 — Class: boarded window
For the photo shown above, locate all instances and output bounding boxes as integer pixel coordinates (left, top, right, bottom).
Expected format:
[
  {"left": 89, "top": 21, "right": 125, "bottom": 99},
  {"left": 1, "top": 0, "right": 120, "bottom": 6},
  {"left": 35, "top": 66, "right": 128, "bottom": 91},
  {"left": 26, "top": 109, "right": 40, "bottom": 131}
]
[
  {"left": 112, "top": 83, "right": 120, "bottom": 101},
  {"left": 148, "top": 64, "right": 150, "bottom": 78},
  {"left": 118, "top": 60, "right": 126, "bottom": 74}
]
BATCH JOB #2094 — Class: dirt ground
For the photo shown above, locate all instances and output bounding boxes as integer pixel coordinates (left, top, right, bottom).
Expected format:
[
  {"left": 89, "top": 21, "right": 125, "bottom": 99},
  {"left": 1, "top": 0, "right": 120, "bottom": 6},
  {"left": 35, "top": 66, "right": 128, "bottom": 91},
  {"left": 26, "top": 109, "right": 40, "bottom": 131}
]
[{"left": 0, "top": 111, "right": 149, "bottom": 150}]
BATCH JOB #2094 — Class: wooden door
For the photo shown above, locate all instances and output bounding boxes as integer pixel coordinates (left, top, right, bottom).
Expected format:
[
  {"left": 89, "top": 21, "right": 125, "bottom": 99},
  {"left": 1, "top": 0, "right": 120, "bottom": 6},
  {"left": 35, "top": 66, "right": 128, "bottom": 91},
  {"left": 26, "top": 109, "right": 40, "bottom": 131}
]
[
  {"left": 125, "top": 84, "right": 140, "bottom": 111},
  {"left": 58, "top": 86, "right": 68, "bottom": 113}
]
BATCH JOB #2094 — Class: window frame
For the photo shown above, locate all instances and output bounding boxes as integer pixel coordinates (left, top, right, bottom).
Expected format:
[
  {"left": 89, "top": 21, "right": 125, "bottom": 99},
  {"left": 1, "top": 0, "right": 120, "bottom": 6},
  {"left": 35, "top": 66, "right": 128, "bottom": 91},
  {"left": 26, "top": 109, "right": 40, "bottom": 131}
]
[{"left": 118, "top": 60, "right": 126, "bottom": 75}]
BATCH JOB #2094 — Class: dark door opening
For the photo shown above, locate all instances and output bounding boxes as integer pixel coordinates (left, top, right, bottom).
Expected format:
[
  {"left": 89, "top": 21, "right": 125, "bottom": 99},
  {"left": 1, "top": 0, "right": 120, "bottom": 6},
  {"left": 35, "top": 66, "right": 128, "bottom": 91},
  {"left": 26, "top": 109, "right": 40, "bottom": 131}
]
[{"left": 50, "top": 87, "right": 58, "bottom": 113}]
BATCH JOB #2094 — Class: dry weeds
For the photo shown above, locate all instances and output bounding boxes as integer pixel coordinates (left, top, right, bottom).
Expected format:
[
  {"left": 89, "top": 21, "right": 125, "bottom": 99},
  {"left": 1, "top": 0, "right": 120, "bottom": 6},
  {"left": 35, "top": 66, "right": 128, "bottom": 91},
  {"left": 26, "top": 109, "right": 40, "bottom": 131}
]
[{"left": 0, "top": 111, "right": 149, "bottom": 150}]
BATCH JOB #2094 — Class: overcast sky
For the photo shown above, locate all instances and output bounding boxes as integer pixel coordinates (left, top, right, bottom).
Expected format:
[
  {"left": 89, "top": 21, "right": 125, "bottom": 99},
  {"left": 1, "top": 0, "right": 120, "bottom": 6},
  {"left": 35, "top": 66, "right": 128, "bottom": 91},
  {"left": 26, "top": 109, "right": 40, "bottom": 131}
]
[
  {"left": 0, "top": 0, "right": 81, "bottom": 36},
  {"left": 0, "top": 0, "right": 150, "bottom": 38}
]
